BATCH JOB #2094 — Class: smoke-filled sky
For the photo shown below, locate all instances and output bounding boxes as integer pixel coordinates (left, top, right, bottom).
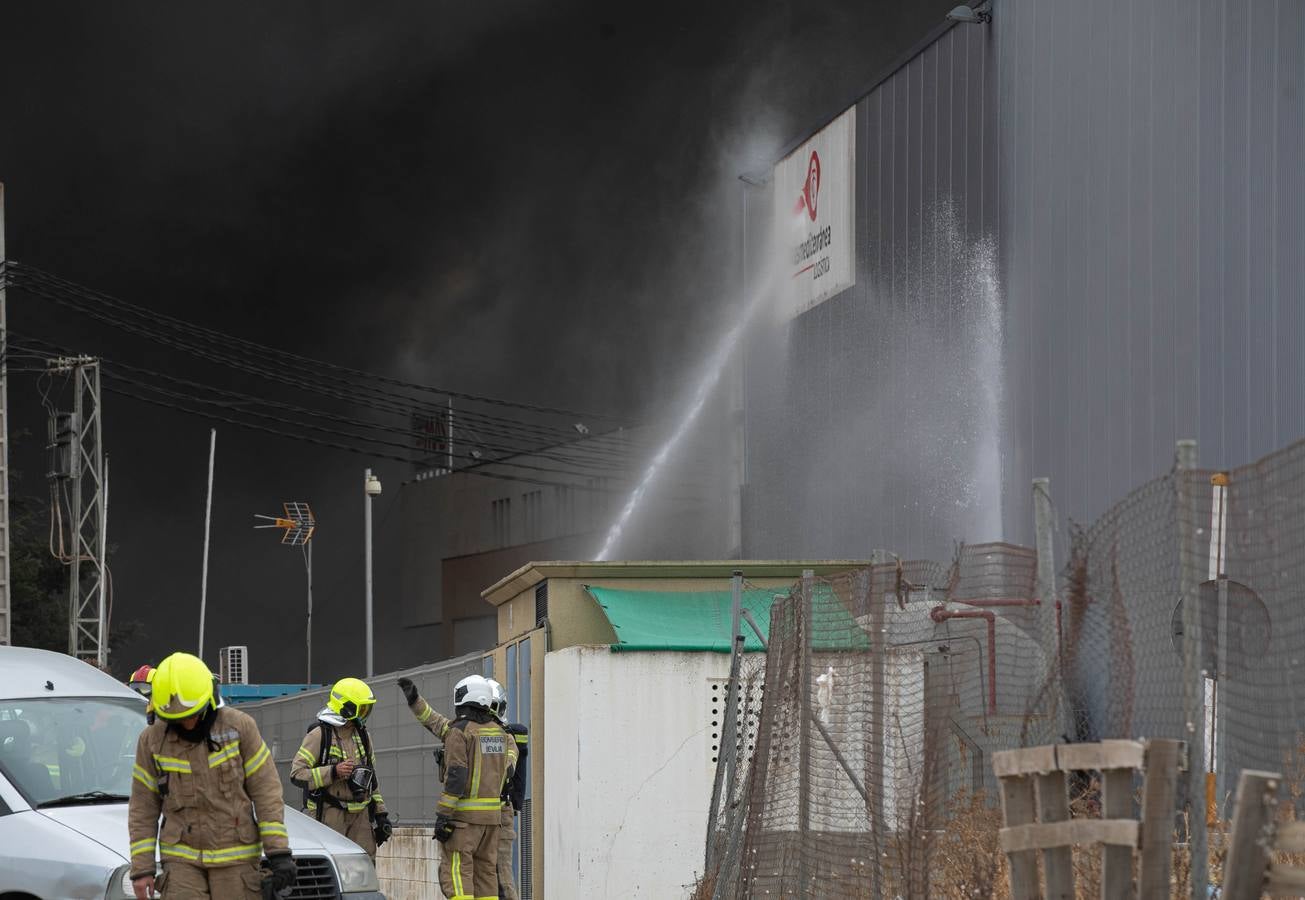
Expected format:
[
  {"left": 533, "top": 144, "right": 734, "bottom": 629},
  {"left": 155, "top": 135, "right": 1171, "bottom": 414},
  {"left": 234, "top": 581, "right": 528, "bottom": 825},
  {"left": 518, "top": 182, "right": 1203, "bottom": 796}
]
[{"left": 0, "top": 1, "right": 948, "bottom": 680}]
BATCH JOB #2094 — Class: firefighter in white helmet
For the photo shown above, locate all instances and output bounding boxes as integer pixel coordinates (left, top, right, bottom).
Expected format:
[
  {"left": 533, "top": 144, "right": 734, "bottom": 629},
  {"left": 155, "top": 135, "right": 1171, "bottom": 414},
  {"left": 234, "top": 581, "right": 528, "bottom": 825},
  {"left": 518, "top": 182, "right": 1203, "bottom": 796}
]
[{"left": 404, "top": 674, "right": 517, "bottom": 900}]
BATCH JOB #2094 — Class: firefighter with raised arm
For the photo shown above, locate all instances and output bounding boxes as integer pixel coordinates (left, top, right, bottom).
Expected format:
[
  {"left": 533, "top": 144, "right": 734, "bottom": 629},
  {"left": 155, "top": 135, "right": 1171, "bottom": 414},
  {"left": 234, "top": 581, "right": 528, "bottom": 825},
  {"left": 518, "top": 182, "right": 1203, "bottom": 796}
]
[
  {"left": 126, "top": 652, "right": 295, "bottom": 899},
  {"left": 289, "top": 677, "right": 392, "bottom": 859},
  {"left": 416, "top": 675, "right": 516, "bottom": 900},
  {"left": 397, "top": 674, "right": 452, "bottom": 742}
]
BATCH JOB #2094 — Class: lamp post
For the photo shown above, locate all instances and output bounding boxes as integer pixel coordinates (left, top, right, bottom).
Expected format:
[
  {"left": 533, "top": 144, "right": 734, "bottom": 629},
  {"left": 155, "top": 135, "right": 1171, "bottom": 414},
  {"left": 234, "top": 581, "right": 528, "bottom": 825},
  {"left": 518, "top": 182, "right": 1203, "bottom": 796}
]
[{"left": 364, "top": 470, "right": 382, "bottom": 678}]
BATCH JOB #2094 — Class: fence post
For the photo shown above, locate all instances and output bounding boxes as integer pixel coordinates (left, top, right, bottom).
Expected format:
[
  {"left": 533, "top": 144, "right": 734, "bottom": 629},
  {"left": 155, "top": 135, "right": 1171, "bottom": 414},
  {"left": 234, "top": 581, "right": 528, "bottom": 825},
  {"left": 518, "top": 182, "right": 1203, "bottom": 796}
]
[
  {"left": 1101, "top": 767, "right": 1135, "bottom": 898},
  {"left": 1175, "top": 438, "right": 1208, "bottom": 900},
  {"left": 868, "top": 551, "right": 888, "bottom": 900},
  {"left": 797, "top": 569, "right": 814, "bottom": 896},
  {"left": 856, "top": 564, "right": 885, "bottom": 900},
  {"left": 1221, "top": 770, "right": 1277, "bottom": 900},
  {"left": 1033, "top": 477, "right": 1064, "bottom": 740},
  {"left": 1138, "top": 739, "right": 1181, "bottom": 898},
  {"left": 1034, "top": 769, "right": 1074, "bottom": 899},
  {"left": 999, "top": 774, "right": 1040, "bottom": 900}
]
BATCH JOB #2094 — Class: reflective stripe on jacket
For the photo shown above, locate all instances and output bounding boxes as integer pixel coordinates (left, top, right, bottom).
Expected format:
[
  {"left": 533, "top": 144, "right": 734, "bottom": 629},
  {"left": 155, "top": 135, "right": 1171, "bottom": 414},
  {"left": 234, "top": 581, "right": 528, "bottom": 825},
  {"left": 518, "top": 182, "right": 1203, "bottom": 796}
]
[{"left": 126, "top": 707, "right": 288, "bottom": 879}]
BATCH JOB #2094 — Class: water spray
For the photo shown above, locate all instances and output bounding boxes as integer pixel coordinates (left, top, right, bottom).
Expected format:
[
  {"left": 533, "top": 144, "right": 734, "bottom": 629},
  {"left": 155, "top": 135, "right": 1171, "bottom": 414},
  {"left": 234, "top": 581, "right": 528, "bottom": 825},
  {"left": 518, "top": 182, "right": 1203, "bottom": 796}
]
[{"left": 594, "top": 276, "right": 774, "bottom": 561}]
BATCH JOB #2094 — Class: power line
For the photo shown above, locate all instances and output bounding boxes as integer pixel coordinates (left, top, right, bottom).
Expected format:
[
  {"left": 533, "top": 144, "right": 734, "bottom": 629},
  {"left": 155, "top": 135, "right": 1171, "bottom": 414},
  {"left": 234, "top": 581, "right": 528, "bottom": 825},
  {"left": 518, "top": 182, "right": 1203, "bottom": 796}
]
[
  {"left": 10, "top": 278, "right": 638, "bottom": 454},
  {"left": 8, "top": 261, "right": 633, "bottom": 424},
  {"left": 10, "top": 333, "right": 639, "bottom": 474},
  {"left": 96, "top": 379, "right": 623, "bottom": 494}
]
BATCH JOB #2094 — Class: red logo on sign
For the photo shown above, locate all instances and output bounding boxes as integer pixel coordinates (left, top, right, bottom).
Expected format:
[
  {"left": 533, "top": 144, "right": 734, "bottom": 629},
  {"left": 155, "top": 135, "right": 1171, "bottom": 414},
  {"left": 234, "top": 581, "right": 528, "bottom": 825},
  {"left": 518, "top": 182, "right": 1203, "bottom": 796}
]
[{"left": 793, "top": 151, "right": 821, "bottom": 222}]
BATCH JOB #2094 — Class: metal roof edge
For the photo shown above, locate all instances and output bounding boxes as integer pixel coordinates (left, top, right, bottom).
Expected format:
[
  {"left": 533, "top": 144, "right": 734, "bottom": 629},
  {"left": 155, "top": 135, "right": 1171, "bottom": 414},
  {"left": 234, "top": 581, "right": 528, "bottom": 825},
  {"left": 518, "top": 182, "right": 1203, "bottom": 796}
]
[
  {"left": 481, "top": 559, "right": 871, "bottom": 606},
  {"left": 743, "top": 0, "right": 988, "bottom": 182}
]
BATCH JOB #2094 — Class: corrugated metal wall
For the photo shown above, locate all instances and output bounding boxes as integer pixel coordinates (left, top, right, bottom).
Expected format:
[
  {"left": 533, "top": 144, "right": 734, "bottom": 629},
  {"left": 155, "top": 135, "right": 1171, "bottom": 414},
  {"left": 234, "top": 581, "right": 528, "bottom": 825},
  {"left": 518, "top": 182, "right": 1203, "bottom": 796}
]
[
  {"left": 744, "top": 0, "right": 1305, "bottom": 560},
  {"left": 743, "top": 18, "right": 1000, "bottom": 561},
  {"left": 240, "top": 654, "right": 481, "bottom": 826},
  {"left": 999, "top": 0, "right": 1305, "bottom": 545}
]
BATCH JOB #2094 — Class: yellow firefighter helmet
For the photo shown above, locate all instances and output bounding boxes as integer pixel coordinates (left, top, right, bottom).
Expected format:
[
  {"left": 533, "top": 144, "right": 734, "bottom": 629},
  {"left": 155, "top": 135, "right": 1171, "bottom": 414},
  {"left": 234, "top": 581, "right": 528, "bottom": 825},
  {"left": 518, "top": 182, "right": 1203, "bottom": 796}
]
[{"left": 152, "top": 652, "right": 215, "bottom": 720}]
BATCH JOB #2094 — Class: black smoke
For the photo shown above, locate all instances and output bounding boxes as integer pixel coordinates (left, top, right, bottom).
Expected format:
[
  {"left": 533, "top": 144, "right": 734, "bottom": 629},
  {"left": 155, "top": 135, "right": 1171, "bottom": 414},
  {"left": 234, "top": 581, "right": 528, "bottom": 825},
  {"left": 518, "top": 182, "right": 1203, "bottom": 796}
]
[{"left": 0, "top": 1, "right": 949, "bottom": 680}]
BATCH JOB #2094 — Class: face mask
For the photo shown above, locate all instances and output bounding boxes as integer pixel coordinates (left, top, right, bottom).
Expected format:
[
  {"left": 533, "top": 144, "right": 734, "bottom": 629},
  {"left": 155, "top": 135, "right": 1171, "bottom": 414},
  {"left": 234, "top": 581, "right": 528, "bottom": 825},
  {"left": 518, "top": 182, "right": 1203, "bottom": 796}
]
[{"left": 172, "top": 706, "right": 215, "bottom": 744}]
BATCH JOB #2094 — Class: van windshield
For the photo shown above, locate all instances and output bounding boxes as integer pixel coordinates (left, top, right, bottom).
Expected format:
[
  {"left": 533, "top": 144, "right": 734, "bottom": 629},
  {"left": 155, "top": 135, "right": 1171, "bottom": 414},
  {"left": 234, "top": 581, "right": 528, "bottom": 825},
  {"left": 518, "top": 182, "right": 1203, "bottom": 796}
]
[{"left": 0, "top": 697, "right": 145, "bottom": 806}]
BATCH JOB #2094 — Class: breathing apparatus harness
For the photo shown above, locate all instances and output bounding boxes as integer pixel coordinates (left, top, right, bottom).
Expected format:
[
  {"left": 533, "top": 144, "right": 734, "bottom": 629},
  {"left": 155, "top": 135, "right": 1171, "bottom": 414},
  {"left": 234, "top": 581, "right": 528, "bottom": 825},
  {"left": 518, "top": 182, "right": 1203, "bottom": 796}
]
[{"left": 303, "top": 712, "right": 379, "bottom": 823}]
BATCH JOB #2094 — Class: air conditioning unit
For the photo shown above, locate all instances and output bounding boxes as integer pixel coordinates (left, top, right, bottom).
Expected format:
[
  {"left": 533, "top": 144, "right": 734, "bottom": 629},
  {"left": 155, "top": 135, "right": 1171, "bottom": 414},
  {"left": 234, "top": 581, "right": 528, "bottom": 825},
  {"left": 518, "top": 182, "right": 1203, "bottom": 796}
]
[{"left": 219, "top": 646, "right": 249, "bottom": 685}]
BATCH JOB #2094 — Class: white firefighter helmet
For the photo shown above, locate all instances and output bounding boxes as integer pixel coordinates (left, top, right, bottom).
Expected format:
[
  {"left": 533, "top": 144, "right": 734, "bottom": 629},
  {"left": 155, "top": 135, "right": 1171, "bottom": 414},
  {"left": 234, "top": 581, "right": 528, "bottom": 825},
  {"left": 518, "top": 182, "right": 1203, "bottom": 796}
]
[
  {"left": 453, "top": 674, "right": 495, "bottom": 712},
  {"left": 487, "top": 678, "right": 507, "bottom": 720}
]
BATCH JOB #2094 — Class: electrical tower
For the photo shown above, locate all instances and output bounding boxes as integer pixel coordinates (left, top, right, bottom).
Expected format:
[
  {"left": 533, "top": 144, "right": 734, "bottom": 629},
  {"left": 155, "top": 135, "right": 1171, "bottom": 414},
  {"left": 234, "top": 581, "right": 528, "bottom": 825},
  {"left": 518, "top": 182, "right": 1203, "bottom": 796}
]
[
  {"left": 0, "top": 185, "right": 12, "bottom": 647},
  {"left": 48, "top": 356, "right": 108, "bottom": 667}
]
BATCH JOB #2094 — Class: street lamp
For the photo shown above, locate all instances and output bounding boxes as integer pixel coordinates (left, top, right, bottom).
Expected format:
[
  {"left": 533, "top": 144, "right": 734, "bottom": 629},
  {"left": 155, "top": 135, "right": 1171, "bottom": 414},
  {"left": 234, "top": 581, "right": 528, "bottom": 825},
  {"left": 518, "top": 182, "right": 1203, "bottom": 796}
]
[
  {"left": 364, "top": 470, "right": 382, "bottom": 678},
  {"left": 946, "top": 4, "right": 992, "bottom": 24}
]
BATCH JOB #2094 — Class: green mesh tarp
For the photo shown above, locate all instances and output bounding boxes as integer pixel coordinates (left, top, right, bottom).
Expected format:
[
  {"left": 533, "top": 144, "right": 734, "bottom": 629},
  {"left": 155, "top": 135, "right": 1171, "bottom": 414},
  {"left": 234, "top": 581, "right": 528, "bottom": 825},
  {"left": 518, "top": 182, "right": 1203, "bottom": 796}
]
[
  {"left": 585, "top": 586, "right": 780, "bottom": 652},
  {"left": 586, "top": 583, "right": 871, "bottom": 652}
]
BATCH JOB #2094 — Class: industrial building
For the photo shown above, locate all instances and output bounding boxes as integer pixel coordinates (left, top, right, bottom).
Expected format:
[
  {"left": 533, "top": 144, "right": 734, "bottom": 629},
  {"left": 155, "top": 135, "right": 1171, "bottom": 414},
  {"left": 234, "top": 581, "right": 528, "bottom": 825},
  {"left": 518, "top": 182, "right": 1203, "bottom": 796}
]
[
  {"left": 394, "top": 406, "right": 740, "bottom": 665},
  {"left": 740, "top": 0, "right": 1305, "bottom": 564}
]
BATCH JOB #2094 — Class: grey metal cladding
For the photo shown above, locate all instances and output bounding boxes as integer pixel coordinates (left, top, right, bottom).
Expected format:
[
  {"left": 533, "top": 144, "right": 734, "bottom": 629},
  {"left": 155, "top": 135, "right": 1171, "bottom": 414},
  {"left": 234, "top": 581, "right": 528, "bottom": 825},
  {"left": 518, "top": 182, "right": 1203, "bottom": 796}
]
[{"left": 742, "top": 0, "right": 1305, "bottom": 559}]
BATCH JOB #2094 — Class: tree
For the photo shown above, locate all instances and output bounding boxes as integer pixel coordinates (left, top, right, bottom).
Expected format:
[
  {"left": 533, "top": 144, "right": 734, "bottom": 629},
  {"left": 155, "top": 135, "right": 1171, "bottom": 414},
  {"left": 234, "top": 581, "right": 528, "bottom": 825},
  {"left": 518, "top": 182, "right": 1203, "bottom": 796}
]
[
  {"left": 9, "top": 487, "right": 143, "bottom": 675},
  {"left": 9, "top": 492, "right": 70, "bottom": 652}
]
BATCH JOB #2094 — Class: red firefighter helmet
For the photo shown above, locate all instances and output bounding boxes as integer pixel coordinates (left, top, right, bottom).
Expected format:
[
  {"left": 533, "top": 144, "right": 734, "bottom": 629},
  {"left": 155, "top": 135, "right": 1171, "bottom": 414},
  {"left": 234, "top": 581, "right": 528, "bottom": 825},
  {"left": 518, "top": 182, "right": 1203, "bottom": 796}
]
[{"left": 128, "top": 664, "right": 156, "bottom": 697}]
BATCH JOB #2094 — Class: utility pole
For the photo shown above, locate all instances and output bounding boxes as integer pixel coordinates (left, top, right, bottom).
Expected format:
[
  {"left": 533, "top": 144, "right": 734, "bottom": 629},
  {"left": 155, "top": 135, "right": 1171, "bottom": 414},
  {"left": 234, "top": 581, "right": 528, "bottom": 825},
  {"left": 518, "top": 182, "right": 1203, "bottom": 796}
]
[
  {"left": 0, "top": 185, "right": 11, "bottom": 647},
  {"left": 306, "top": 539, "right": 313, "bottom": 684},
  {"left": 198, "top": 428, "right": 216, "bottom": 661},
  {"left": 49, "top": 355, "right": 107, "bottom": 667},
  {"left": 363, "top": 469, "right": 381, "bottom": 678}
]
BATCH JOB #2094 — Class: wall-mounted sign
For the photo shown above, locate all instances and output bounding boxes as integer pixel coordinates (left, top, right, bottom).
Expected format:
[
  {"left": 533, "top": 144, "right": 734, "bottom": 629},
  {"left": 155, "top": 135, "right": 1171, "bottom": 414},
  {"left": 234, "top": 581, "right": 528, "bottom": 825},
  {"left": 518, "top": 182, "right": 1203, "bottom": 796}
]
[{"left": 773, "top": 105, "right": 856, "bottom": 318}]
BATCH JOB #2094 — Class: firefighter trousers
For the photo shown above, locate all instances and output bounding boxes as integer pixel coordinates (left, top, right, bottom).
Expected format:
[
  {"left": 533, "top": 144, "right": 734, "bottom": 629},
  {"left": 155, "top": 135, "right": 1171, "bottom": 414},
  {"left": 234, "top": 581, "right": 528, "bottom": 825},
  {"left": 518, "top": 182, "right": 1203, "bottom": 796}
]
[
  {"left": 440, "top": 822, "right": 498, "bottom": 900},
  {"left": 158, "top": 860, "right": 263, "bottom": 899},
  {"left": 318, "top": 805, "right": 378, "bottom": 858},
  {"left": 496, "top": 821, "right": 517, "bottom": 900}
]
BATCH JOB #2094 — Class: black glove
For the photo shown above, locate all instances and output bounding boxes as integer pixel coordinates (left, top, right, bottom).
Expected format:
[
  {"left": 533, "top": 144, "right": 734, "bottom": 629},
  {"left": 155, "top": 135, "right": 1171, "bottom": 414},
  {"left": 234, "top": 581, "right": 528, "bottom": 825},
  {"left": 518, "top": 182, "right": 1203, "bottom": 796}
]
[
  {"left": 397, "top": 677, "right": 419, "bottom": 706},
  {"left": 433, "top": 815, "right": 455, "bottom": 843},
  {"left": 267, "top": 852, "right": 297, "bottom": 892},
  {"left": 373, "top": 812, "right": 393, "bottom": 847}
]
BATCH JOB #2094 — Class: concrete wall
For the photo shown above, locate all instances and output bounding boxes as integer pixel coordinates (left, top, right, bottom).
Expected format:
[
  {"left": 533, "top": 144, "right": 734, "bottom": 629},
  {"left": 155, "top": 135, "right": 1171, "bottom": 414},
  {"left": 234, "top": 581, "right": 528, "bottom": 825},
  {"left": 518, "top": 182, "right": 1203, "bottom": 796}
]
[
  {"left": 543, "top": 646, "right": 732, "bottom": 899},
  {"left": 375, "top": 827, "right": 444, "bottom": 900}
]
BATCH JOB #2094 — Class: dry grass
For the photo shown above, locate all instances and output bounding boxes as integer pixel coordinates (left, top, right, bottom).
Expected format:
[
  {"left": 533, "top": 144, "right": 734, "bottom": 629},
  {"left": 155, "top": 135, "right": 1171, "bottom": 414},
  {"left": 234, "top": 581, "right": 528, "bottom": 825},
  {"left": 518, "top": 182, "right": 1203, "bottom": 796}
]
[{"left": 932, "top": 790, "right": 1009, "bottom": 899}]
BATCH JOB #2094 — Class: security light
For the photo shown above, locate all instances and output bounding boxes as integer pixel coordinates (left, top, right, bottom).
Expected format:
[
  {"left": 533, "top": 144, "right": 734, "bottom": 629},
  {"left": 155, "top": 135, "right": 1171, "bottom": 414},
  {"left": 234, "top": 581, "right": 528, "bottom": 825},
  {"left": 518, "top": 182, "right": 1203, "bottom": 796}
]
[{"left": 947, "top": 4, "right": 991, "bottom": 24}]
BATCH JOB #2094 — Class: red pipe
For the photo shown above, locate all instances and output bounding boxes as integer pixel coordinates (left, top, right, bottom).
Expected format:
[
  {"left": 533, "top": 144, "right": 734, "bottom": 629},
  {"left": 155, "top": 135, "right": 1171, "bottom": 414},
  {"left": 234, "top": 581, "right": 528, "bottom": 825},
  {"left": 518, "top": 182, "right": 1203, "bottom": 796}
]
[
  {"left": 950, "top": 597, "right": 1040, "bottom": 608},
  {"left": 930, "top": 606, "right": 998, "bottom": 714}
]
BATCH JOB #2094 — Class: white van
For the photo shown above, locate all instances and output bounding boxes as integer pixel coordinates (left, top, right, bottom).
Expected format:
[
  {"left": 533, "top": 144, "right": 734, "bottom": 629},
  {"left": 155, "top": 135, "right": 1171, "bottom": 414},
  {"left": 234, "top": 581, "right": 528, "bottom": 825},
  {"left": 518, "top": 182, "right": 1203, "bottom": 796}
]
[{"left": 0, "top": 646, "right": 385, "bottom": 899}]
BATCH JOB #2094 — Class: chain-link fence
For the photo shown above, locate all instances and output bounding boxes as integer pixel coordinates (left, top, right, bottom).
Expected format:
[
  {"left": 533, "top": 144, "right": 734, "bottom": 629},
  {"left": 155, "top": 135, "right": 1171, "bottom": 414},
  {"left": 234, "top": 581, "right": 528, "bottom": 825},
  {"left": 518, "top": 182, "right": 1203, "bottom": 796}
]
[
  {"left": 238, "top": 652, "right": 483, "bottom": 827},
  {"left": 704, "top": 548, "right": 1059, "bottom": 898},
  {"left": 703, "top": 437, "right": 1305, "bottom": 898}
]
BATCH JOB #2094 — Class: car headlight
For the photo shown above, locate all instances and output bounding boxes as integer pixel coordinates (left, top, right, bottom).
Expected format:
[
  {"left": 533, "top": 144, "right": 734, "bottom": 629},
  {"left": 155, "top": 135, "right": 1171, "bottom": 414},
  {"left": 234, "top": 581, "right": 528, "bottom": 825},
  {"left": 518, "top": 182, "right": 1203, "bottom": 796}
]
[
  {"left": 333, "top": 852, "right": 381, "bottom": 893},
  {"left": 107, "top": 864, "right": 159, "bottom": 899}
]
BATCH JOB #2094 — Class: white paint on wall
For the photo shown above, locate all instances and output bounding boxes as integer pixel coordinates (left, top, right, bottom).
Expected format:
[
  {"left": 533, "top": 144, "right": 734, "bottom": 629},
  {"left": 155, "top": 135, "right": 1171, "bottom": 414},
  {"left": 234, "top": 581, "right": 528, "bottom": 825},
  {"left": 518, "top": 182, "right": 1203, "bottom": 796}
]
[{"left": 544, "top": 646, "right": 734, "bottom": 899}]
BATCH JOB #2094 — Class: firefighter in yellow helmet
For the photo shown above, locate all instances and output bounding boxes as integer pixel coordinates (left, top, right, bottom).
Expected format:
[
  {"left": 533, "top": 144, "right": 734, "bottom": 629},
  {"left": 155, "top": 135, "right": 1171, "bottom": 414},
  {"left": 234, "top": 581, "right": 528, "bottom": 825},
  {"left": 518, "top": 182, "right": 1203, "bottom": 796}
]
[
  {"left": 126, "top": 652, "right": 294, "bottom": 900},
  {"left": 290, "top": 677, "right": 391, "bottom": 859}
]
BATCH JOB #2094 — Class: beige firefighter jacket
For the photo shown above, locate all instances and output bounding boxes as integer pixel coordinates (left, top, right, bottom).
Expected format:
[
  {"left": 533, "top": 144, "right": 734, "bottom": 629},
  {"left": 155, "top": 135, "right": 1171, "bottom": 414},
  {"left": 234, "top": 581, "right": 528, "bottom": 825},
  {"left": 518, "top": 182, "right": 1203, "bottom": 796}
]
[
  {"left": 437, "top": 715, "right": 517, "bottom": 826},
  {"left": 406, "top": 693, "right": 452, "bottom": 740},
  {"left": 127, "top": 706, "right": 287, "bottom": 879},
  {"left": 289, "top": 720, "right": 386, "bottom": 816}
]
